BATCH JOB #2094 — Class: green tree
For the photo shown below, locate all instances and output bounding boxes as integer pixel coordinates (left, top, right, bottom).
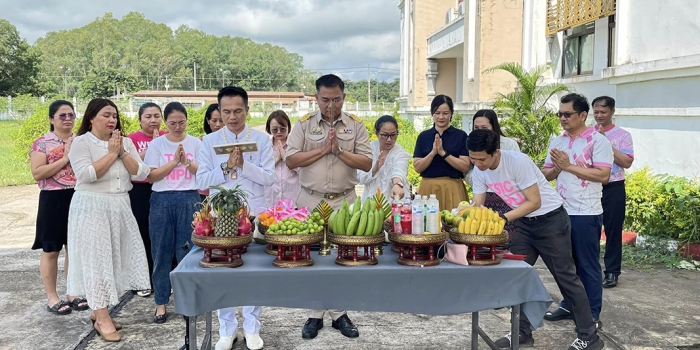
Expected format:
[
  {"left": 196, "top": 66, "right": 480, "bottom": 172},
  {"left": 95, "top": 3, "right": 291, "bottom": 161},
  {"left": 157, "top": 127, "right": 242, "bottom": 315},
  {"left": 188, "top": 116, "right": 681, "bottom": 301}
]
[
  {"left": 484, "top": 63, "right": 569, "bottom": 165},
  {"left": 79, "top": 66, "right": 144, "bottom": 99},
  {"left": 0, "top": 19, "right": 42, "bottom": 95}
]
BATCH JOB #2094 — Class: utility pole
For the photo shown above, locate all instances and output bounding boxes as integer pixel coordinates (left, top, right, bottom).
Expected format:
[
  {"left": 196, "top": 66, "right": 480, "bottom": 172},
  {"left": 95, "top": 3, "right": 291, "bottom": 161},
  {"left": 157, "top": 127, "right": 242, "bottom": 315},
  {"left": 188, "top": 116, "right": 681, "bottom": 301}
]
[
  {"left": 367, "top": 64, "right": 371, "bottom": 109},
  {"left": 375, "top": 70, "right": 381, "bottom": 102},
  {"left": 193, "top": 62, "right": 197, "bottom": 91}
]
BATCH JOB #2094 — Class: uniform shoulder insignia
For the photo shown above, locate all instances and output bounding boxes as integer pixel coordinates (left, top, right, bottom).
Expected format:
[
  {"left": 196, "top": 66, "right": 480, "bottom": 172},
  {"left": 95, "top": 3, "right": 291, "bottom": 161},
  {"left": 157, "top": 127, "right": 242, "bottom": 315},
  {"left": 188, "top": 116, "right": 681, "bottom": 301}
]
[
  {"left": 348, "top": 113, "right": 362, "bottom": 123},
  {"left": 300, "top": 112, "right": 314, "bottom": 122}
]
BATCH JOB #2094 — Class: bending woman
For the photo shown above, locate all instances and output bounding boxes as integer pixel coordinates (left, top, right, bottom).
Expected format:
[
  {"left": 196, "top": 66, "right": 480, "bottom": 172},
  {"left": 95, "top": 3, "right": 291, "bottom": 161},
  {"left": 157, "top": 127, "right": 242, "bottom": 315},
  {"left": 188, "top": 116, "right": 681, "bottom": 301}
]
[{"left": 358, "top": 115, "right": 409, "bottom": 201}]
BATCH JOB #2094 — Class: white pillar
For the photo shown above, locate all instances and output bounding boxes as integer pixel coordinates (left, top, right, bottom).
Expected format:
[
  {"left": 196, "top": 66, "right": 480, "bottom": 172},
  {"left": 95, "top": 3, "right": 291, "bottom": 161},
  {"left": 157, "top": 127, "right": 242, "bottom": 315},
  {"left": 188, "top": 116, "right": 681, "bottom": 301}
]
[
  {"left": 426, "top": 59, "right": 438, "bottom": 100},
  {"left": 521, "top": 0, "right": 534, "bottom": 70}
]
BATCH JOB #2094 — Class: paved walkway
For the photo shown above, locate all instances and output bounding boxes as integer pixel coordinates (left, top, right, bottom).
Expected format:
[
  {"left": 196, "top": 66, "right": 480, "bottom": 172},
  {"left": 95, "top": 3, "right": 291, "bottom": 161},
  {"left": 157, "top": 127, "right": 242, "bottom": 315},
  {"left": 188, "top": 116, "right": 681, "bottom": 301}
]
[{"left": 1, "top": 185, "right": 699, "bottom": 350}]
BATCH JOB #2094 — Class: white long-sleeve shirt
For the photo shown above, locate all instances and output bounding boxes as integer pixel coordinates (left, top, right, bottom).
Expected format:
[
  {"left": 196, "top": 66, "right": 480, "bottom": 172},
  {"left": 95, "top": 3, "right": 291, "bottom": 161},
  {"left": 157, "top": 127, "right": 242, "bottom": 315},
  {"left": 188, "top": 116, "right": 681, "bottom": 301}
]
[
  {"left": 357, "top": 141, "right": 410, "bottom": 201},
  {"left": 69, "top": 132, "right": 149, "bottom": 193},
  {"left": 196, "top": 126, "right": 276, "bottom": 216}
]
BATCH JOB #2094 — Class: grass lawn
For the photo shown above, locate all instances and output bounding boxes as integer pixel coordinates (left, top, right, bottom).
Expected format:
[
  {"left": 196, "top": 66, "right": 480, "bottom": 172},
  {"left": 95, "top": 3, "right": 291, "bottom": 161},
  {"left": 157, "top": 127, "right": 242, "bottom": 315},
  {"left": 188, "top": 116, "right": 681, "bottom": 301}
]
[{"left": 0, "top": 121, "right": 34, "bottom": 186}]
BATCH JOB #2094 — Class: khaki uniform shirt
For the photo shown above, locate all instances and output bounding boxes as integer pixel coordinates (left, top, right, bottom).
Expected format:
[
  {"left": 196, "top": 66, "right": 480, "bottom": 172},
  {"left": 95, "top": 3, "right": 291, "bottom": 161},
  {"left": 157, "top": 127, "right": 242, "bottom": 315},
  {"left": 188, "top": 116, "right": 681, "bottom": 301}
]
[{"left": 286, "top": 110, "right": 372, "bottom": 210}]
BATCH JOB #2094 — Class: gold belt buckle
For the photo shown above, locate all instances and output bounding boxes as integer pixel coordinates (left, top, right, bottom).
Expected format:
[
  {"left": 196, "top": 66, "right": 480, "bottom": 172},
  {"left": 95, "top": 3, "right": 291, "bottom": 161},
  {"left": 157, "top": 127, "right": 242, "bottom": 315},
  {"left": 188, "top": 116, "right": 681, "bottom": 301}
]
[{"left": 327, "top": 194, "right": 336, "bottom": 200}]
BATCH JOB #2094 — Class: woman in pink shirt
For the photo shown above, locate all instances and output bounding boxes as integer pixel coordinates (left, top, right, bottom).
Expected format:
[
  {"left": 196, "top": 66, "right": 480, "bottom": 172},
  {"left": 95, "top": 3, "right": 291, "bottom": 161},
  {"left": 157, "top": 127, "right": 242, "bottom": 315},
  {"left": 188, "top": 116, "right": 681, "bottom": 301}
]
[
  {"left": 198, "top": 103, "right": 223, "bottom": 201},
  {"left": 264, "top": 110, "right": 299, "bottom": 208},
  {"left": 30, "top": 100, "right": 89, "bottom": 315},
  {"left": 127, "top": 103, "right": 167, "bottom": 298}
]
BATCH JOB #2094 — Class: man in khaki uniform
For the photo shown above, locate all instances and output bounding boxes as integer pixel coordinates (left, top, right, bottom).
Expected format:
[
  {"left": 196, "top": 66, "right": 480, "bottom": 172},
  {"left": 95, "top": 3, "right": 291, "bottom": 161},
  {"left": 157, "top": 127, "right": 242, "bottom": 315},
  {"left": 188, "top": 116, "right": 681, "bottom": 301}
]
[{"left": 286, "top": 74, "right": 372, "bottom": 340}]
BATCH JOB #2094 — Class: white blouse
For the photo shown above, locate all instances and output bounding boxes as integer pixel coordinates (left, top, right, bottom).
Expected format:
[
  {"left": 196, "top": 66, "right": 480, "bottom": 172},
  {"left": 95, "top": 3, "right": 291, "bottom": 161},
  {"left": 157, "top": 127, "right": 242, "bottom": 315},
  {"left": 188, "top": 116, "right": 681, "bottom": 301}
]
[
  {"left": 69, "top": 132, "right": 149, "bottom": 193},
  {"left": 464, "top": 135, "right": 520, "bottom": 187},
  {"left": 357, "top": 141, "right": 410, "bottom": 201}
]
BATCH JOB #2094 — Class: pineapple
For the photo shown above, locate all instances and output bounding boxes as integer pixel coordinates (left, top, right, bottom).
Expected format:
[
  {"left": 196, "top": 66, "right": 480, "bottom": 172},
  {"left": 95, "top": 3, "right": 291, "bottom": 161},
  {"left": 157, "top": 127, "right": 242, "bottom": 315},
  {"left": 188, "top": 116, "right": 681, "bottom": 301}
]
[{"left": 208, "top": 184, "right": 249, "bottom": 237}]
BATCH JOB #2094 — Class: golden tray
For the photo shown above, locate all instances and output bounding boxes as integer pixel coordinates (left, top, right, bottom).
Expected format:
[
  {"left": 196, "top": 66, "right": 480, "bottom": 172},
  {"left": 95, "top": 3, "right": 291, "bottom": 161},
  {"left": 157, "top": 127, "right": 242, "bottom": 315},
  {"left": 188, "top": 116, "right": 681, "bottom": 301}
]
[
  {"left": 449, "top": 229, "right": 508, "bottom": 245},
  {"left": 257, "top": 221, "right": 269, "bottom": 235},
  {"left": 388, "top": 231, "right": 448, "bottom": 246},
  {"left": 264, "top": 230, "right": 324, "bottom": 246},
  {"left": 327, "top": 231, "right": 385, "bottom": 246},
  {"left": 191, "top": 233, "right": 252, "bottom": 249}
]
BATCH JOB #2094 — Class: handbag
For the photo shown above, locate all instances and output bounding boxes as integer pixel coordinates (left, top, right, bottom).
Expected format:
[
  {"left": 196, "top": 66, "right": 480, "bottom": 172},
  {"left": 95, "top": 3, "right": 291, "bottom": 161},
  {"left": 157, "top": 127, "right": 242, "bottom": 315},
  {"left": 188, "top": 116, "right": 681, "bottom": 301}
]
[{"left": 438, "top": 240, "right": 469, "bottom": 266}]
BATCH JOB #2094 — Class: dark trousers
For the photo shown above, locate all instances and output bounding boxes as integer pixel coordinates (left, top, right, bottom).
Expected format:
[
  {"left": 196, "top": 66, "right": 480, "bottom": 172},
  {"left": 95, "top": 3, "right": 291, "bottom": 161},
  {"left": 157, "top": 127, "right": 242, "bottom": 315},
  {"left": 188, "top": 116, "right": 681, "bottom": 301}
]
[
  {"left": 560, "top": 214, "right": 603, "bottom": 320},
  {"left": 129, "top": 182, "right": 154, "bottom": 283},
  {"left": 602, "top": 181, "right": 626, "bottom": 276},
  {"left": 510, "top": 206, "right": 597, "bottom": 341}
]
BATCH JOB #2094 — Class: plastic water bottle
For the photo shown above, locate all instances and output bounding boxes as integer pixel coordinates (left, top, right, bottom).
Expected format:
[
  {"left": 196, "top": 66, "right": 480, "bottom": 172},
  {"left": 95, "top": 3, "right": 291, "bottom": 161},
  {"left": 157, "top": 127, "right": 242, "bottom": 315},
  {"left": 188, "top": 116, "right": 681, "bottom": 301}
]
[
  {"left": 423, "top": 195, "right": 428, "bottom": 228},
  {"left": 426, "top": 194, "right": 440, "bottom": 234},
  {"left": 412, "top": 196, "right": 424, "bottom": 235},
  {"left": 400, "top": 193, "right": 412, "bottom": 234},
  {"left": 392, "top": 195, "right": 402, "bottom": 233}
]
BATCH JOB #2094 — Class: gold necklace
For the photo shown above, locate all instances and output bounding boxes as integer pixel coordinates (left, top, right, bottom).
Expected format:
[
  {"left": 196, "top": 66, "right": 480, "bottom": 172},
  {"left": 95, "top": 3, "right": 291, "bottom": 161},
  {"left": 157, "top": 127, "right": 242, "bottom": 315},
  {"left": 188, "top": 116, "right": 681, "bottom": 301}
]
[{"left": 221, "top": 126, "right": 251, "bottom": 179}]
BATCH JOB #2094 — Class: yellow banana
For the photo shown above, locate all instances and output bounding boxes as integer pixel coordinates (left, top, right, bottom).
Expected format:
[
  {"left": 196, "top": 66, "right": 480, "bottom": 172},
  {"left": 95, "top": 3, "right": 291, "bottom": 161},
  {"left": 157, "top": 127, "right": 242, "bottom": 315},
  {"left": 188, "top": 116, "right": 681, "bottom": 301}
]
[
  {"left": 470, "top": 219, "right": 479, "bottom": 234},
  {"left": 477, "top": 220, "right": 488, "bottom": 235},
  {"left": 465, "top": 217, "right": 473, "bottom": 232},
  {"left": 458, "top": 220, "right": 466, "bottom": 233},
  {"left": 486, "top": 221, "right": 495, "bottom": 235}
]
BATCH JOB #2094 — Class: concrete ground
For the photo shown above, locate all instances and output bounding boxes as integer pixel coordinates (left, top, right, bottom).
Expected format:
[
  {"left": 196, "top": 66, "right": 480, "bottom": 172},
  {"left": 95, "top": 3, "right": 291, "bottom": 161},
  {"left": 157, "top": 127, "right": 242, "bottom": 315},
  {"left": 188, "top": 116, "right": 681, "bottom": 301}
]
[{"left": 1, "top": 184, "right": 699, "bottom": 350}]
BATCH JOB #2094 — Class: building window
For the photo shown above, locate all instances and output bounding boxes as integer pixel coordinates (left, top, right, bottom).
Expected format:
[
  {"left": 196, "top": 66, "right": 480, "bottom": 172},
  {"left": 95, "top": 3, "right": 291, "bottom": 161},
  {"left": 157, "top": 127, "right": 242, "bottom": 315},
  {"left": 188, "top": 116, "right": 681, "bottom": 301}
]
[
  {"left": 562, "top": 22, "right": 595, "bottom": 77},
  {"left": 607, "top": 15, "right": 616, "bottom": 67}
]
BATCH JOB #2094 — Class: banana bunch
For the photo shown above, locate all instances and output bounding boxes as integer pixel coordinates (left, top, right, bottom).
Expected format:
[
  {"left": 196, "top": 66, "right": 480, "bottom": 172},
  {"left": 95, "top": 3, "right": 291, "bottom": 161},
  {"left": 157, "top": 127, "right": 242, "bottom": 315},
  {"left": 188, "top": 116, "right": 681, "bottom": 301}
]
[
  {"left": 457, "top": 206, "right": 505, "bottom": 235},
  {"left": 329, "top": 197, "right": 384, "bottom": 236}
]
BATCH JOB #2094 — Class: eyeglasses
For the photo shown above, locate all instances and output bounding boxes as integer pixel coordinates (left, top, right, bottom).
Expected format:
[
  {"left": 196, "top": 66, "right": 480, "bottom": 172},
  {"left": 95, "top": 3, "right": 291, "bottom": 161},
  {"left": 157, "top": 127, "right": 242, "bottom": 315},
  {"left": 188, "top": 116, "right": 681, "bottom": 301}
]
[
  {"left": 556, "top": 111, "right": 580, "bottom": 119},
  {"left": 167, "top": 121, "right": 186, "bottom": 127},
  {"left": 54, "top": 113, "right": 76, "bottom": 121},
  {"left": 378, "top": 133, "right": 399, "bottom": 140},
  {"left": 319, "top": 97, "right": 343, "bottom": 104},
  {"left": 270, "top": 127, "right": 288, "bottom": 134}
]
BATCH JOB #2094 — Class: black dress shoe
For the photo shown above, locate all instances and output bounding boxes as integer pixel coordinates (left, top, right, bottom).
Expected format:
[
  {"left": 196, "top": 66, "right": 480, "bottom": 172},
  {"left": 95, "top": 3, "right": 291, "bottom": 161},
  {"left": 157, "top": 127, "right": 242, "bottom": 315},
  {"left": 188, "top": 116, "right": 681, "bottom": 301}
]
[
  {"left": 602, "top": 273, "right": 618, "bottom": 288},
  {"left": 544, "top": 307, "right": 573, "bottom": 321},
  {"left": 153, "top": 307, "right": 167, "bottom": 324},
  {"left": 332, "top": 314, "right": 359, "bottom": 338},
  {"left": 302, "top": 318, "right": 323, "bottom": 339}
]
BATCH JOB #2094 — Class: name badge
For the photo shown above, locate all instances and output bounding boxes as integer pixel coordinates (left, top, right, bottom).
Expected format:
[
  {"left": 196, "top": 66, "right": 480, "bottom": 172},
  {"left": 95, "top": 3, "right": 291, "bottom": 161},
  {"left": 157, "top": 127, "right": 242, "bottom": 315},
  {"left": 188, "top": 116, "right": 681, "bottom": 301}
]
[
  {"left": 310, "top": 127, "right": 323, "bottom": 135},
  {"left": 338, "top": 128, "right": 353, "bottom": 134}
]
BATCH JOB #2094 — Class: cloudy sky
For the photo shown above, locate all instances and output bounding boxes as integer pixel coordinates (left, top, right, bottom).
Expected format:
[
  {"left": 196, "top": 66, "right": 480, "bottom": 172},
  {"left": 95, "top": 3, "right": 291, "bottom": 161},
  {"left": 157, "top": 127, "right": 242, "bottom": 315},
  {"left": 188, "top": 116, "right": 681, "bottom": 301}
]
[{"left": 2, "top": 0, "right": 401, "bottom": 81}]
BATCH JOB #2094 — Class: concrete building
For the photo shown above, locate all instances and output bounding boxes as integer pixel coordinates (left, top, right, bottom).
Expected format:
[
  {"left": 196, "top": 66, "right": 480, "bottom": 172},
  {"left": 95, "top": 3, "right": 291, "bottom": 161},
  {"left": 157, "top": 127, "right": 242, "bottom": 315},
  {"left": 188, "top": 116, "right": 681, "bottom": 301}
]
[
  {"left": 398, "top": 0, "right": 700, "bottom": 177},
  {"left": 529, "top": 0, "right": 700, "bottom": 178},
  {"left": 398, "top": 0, "right": 525, "bottom": 130}
]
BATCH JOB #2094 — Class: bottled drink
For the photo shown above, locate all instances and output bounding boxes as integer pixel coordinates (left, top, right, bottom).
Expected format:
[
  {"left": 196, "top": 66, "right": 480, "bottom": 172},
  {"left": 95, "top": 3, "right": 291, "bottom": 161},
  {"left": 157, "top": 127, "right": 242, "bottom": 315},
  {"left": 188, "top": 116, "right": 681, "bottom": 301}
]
[
  {"left": 412, "top": 196, "right": 424, "bottom": 235},
  {"left": 392, "top": 195, "right": 402, "bottom": 233},
  {"left": 426, "top": 194, "right": 440, "bottom": 234},
  {"left": 423, "top": 195, "right": 428, "bottom": 228},
  {"left": 400, "top": 193, "right": 412, "bottom": 234}
]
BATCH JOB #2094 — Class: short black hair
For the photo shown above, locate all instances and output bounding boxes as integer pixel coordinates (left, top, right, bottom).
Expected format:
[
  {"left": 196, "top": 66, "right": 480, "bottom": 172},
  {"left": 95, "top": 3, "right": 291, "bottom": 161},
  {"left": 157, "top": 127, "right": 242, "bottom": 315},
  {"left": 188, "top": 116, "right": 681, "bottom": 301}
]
[
  {"left": 315, "top": 74, "right": 345, "bottom": 92},
  {"left": 591, "top": 96, "right": 615, "bottom": 109},
  {"left": 430, "top": 94, "right": 454, "bottom": 115},
  {"left": 467, "top": 129, "right": 499, "bottom": 155},
  {"left": 560, "top": 93, "right": 590, "bottom": 114},
  {"left": 48, "top": 100, "right": 74, "bottom": 132},
  {"left": 163, "top": 102, "right": 187, "bottom": 121},
  {"left": 217, "top": 86, "right": 249, "bottom": 106},
  {"left": 374, "top": 115, "right": 398, "bottom": 134},
  {"left": 203, "top": 103, "right": 219, "bottom": 134}
]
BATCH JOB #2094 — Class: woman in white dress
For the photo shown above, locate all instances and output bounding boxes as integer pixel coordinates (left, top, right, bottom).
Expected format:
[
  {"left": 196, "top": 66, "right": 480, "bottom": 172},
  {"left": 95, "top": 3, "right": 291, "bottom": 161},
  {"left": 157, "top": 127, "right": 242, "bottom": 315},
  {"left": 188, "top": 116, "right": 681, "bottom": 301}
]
[
  {"left": 357, "top": 115, "right": 410, "bottom": 201},
  {"left": 67, "top": 98, "right": 151, "bottom": 342},
  {"left": 464, "top": 109, "right": 520, "bottom": 240}
]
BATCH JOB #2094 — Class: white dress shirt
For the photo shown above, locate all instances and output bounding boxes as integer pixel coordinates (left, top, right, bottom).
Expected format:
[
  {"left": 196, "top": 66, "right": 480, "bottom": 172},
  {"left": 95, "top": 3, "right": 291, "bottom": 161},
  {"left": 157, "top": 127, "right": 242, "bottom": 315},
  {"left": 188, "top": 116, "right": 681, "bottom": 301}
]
[
  {"left": 69, "top": 132, "right": 149, "bottom": 193},
  {"left": 357, "top": 141, "right": 410, "bottom": 201},
  {"left": 196, "top": 125, "right": 276, "bottom": 216}
]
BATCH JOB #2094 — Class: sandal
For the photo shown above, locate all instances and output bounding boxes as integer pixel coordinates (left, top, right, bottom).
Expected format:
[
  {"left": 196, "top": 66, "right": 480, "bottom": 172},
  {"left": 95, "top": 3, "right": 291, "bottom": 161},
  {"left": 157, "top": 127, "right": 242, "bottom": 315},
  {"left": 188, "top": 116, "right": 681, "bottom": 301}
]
[
  {"left": 68, "top": 297, "right": 90, "bottom": 311},
  {"left": 47, "top": 300, "right": 72, "bottom": 315},
  {"left": 90, "top": 314, "right": 123, "bottom": 330}
]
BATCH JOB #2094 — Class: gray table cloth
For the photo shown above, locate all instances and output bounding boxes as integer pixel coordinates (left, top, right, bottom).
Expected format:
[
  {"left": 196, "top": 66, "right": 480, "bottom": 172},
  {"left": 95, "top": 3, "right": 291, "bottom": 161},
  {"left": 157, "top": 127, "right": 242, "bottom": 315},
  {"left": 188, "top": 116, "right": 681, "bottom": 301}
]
[{"left": 171, "top": 245, "right": 553, "bottom": 328}]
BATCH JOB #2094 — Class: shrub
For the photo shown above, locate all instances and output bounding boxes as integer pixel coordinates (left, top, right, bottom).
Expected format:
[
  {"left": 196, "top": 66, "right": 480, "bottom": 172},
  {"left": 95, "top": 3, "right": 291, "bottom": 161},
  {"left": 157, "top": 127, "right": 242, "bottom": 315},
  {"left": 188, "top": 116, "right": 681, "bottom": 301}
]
[
  {"left": 12, "top": 104, "right": 50, "bottom": 161},
  {"left": 625, "top": 166, "right": 700, "bottom": 242},
  {"left": 185, "top": 106, "right": 206, "bottom": 137}
]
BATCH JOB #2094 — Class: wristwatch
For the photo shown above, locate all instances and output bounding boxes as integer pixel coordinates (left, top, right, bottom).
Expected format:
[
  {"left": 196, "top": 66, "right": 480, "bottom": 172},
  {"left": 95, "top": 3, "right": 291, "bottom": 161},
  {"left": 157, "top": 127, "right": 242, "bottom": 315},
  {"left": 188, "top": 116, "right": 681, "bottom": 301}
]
[
  {"left": 335, "top": 146, "right": 345, "bottom": 157},
  {"left": 442, "top": 152, "right": 450, "bottom": 159},
  {"left": 120, "top": 148, "right": 130, "bottom": 159},
  {"left": 185, "top": 159, "right": 192, "bottom": 168},
  {"left": 220, "top": 161, "right": 230, "bottom": 175},
  {"left": 393, "top": 182, "right": 404, "bottom": 188}
]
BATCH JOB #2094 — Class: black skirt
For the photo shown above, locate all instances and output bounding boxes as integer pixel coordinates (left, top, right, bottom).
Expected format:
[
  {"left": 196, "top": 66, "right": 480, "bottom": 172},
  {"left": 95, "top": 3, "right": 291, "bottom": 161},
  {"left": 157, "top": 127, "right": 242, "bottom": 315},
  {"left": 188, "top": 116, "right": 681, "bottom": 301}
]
[{"left": 32, "top": 189, "right": 75, "bottom": 252}]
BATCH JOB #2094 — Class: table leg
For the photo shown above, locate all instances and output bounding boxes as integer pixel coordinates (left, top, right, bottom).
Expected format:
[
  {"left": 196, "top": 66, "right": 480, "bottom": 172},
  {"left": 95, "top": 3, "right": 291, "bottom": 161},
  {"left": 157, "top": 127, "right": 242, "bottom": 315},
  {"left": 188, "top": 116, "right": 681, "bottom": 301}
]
[
  {"left": 471, "top": 312, "right": 479, "bottom": 350},
  {"left": 511, "top": 305, "right": 520, "bottom": 350},
  {"left": 203, "top": 312, "right": 213, "bottom": 350},
  {"left": 188, "top": 315, "right": 198, "bottom": 350}
]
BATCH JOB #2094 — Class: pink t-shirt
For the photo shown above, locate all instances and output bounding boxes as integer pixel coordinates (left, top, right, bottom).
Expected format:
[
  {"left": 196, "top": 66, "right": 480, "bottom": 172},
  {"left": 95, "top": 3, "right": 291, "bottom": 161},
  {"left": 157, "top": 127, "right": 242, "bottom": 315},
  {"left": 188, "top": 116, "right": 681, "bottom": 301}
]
[
  {"left": 603, "top": 125, "right": 634, "bottom": 182},
  {"left": 30, "top": 132, "right": 77, "bottom": 190},
  {"left": 544, "top": 127, "right": 614, "bottom": 215},
  {"left": 128, "top": 130, "right": 167, "bottom": 183}
]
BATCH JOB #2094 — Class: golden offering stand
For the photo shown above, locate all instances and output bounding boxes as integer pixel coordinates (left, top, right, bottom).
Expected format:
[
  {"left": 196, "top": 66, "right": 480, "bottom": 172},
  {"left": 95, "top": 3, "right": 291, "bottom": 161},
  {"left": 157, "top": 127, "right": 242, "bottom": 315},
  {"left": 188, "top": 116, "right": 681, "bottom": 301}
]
[
  {"left": 450, "top": 229, "right": 508, "bottom": 266},
  {"left": 265, "top": 231, "right": 325, "bottom": 268}
]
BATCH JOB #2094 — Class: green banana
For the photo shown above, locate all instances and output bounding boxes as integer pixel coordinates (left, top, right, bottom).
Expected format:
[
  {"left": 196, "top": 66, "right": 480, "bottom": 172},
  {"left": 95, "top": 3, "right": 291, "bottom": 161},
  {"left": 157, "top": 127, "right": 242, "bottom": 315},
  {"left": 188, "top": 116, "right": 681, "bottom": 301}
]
[
  {"left": 356, "top": 212, "right": 368, "bottom": 236},
  {"left": 347, "top": 211, "right": 361, "bottom": 236},
  {"left": 374, "top": 209, "right": 383, "bottom": 235},
  {"left": 366, "top": 210, "right": 375, "bottom": 236},
  {"left": 329, "top": 211, "right": 337, "bottom": 234},
  {"left": 352, "top": 197, "right": 361, "bottom": 216},
  {"left": 337, "top": 209, "right": 347, "bottom": 235}
]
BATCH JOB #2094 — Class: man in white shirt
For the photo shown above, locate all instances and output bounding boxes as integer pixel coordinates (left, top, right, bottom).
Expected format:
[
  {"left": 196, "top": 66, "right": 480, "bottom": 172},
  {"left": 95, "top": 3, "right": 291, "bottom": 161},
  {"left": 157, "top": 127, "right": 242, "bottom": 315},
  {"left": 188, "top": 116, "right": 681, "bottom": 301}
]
[
  {"left": 468, "top": 129, "right": 603, "bottom": 350},
  {"left": 197, "top": 86, "right": 275, "bottom": 350},
  {"left": 542, "top": 93, "right": 613, "bottom": 330}
]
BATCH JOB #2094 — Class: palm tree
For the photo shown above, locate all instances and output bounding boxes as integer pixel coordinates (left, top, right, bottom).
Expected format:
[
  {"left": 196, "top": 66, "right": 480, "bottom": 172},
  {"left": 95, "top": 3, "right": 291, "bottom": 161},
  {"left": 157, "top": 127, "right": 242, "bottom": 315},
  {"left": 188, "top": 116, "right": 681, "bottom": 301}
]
[{"left": 483, "top": 62, "right": 569, "bottom": 166}]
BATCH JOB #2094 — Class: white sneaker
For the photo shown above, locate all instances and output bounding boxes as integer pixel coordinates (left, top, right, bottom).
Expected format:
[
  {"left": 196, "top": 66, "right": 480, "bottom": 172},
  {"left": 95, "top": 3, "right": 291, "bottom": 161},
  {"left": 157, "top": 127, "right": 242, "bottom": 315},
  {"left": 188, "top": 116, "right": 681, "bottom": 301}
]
[
  {"left": 136, "top": 290, "right": 152, "bottom": 297},
  {"left": 215, "top": 334, "right": 238, "bottom": 350},
  {"left": 243, "top": 331, "right": 264, "bottom": 350}
]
